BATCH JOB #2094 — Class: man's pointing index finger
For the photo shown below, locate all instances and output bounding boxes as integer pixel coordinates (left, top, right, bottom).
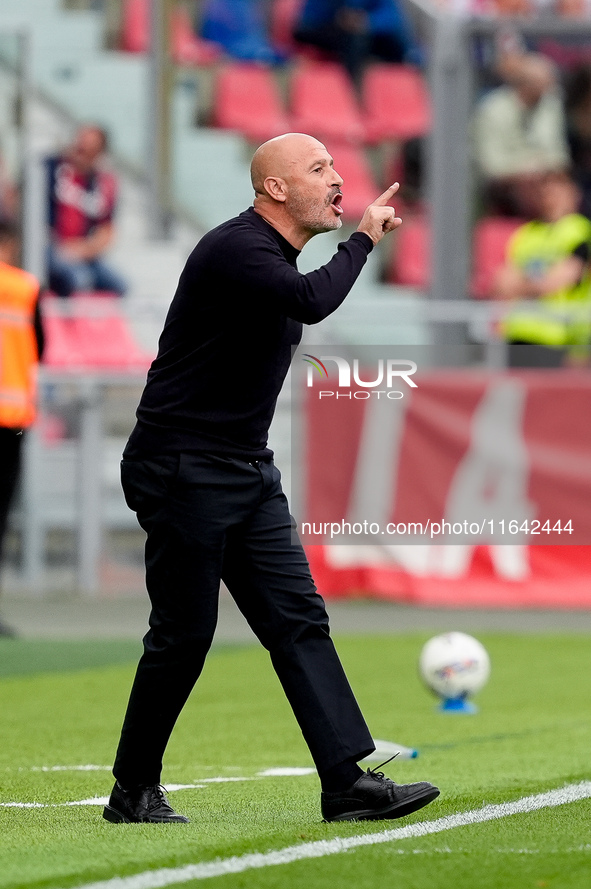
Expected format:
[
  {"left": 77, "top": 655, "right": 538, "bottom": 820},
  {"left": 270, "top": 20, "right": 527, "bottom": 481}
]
[{"left": 372, "top": 182, "right": 400, "bottom": 206}]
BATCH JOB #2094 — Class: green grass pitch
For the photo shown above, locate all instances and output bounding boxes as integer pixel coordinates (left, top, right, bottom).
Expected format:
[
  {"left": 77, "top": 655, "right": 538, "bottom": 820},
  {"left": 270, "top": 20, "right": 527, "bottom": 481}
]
[{"left": 1, "top": 632, "right": 590, "bottom": 889}]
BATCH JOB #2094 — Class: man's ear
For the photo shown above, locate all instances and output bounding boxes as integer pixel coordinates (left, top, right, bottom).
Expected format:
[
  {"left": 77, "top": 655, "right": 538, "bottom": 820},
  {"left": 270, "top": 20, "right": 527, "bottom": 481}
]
[{"left": 263, "top": 176, "right": 287, "bottom": 203}]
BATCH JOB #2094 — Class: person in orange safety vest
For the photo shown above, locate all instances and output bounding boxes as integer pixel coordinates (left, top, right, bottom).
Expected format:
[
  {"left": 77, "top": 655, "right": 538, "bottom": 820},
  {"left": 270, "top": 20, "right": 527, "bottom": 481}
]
[{"left": 0, "top": 220, "right": 44, "bottom": 637}]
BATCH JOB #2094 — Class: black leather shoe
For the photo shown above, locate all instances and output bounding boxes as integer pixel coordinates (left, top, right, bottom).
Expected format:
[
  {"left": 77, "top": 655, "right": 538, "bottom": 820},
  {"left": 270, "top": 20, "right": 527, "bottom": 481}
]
[
  {"left": 103, "top": 782, "right": 190, "bottom": 823},
  {"left": 321, "top": 764, "right": 440, "bottom": 822}
]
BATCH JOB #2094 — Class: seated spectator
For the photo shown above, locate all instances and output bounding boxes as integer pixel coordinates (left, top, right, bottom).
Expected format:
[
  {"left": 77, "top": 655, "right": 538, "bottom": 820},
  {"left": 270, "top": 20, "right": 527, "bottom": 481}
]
[
  {"left": 473, "top": 53, "right": 570, "bottom": 217},
  {"left": 564, "top": 64, "right": 591, "bottom": 219},
  {"left": 46, "top": 125, "right": 127, "bottom": 298},
  {"left": 493, "top": 171, "right": 591, "bottom": 366},
  {"left": 200, "top": 0, "right": 284, "bottom": 64},
  {"left": 293, "top": 0, "right": 420, "bottom": 85}
]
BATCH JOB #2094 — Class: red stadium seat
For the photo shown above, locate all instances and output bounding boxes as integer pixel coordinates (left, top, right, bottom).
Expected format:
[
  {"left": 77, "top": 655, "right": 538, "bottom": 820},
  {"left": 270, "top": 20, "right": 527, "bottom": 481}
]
[
  {"left": 121, "top": 0, "right": 221, "bottom": 65},
  {"left": 270, "top": 0, "right": 305, "bottom": 57},
  {"left": 290, "top": 61, "right": 365, "bottom": 143},
  {"left": 386, "top": 213, "right": 431, "bottom": 289},
  {"left": 332, "top": 145, "right": 378, "bottom": 220},
  {"left": 362, "top": 64, "right": 431, "bottom": 144},
  {"left": 42, "top": 296, "right": 152, "bottom": 371},
  {"left": 70, "top": 298, "right": 152, "bottom": 370},
  {"left": 470, "top": 216, "right": 523, "bottom": 299},
  {"left": 387, "top": 215, "right": 522, "bottom": 295},
  {"left": 121, "top": 0, "right": 147, "bottom": 53},
  {"left": 171, "top": 6, "right": 221, "bottom": 67},
  {"left": 213, "top": 63, "right": 292, "bottom": 143},
  {"left": 43, "top": 313, "right": 85, "bottom": 368}
]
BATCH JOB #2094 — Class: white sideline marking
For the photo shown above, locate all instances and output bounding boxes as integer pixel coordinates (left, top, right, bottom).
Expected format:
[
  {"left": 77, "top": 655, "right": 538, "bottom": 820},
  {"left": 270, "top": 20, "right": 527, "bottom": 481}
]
[
  {"left": 70, "top": 781, "right": 591, "bottom": 889},
  {"left": 0, "top": 798, "right": 111, "bottom": 808},
  {"left": 14, "top": 765, "right": 250, "bottom": 774},
  {"left": 24, "top": 768, "right": 255, "bottom": 782},
  {"left": 258, "top": 768, "right": 315, "bottom": 777},
  {"left": 0, "top": 781, "right": 260, "bottom": 809},
  {"left": 198, "top": 777, "right": 257, "bottom": 784},
  {"left": 29, "top": 765, "right": 112, "bottom": 773}
]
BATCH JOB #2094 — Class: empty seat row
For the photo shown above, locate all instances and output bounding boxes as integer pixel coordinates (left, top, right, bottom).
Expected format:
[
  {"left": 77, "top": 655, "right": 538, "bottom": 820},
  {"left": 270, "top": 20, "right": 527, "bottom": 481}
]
[
  {"left": 388, "top": 215, "right": 524, "bottom": 298},
  {"left": 42, "top": 296, "right": 153, "bottom": 371},
  {"left": 213, "top": 60, "right": 431, "bottom": 146}
]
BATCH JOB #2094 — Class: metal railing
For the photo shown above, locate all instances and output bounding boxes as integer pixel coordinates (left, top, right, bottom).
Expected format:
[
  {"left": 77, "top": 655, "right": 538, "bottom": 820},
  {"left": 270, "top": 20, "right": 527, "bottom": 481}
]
[
  {"left": 14, "top": 295, "right": 590, "bottom": 597},
  {"left": 19, "top": 371, "right": 146, "bottom": 597},
  {"left": 6, "top": 5, "right": 591, "bottom": 596}
]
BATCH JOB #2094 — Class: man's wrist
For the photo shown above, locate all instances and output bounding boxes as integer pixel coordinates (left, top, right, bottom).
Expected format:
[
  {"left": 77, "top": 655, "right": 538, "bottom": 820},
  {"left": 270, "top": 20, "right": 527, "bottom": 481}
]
[{"left": 350, "top": 231, "right": 374, "bottom": 252}]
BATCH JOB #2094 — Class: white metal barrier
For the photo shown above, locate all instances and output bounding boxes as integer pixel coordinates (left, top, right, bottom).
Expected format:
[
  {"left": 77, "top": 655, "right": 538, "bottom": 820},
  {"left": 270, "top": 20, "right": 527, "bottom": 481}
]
[
  {"left": 13, "top": 297, "right": 589, "bottom": 597},
  {"left": 19, "top": 371, "right": 145, "bottom": 597}
]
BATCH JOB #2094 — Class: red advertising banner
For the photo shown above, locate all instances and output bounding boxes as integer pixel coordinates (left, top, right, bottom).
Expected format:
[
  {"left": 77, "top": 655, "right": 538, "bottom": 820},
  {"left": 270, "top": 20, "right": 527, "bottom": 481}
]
[{"left": 302, "top": 369, "right": 591, "bottom": 608}]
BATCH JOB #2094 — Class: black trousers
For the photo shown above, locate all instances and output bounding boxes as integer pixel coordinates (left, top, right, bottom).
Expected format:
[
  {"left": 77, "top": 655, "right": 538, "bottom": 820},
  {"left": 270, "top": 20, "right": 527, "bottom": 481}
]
[
  {"left": 0, "top": 428, "right": 23, "bottom": 567},
  {"left": 114, "top": 451, "right": 373, "bottom": 787}
]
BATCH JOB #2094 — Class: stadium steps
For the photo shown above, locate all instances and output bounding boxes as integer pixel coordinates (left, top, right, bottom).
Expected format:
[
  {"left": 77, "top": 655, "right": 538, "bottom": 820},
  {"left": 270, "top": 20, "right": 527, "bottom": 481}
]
[
  {"left": 1, "top": 4, "right": 104, "bottom": 76},
  {"left": 40, "top": 52, "right": 149, "bottom": 164},
  {"left": 172, "top": 128, "right": 254, "bottom": 230},
  {"left": 2, "top": 0, "right": 431, "bottom": 347},
  {"left": 0, "top": 2, "right": 196, "bottom": 176}
]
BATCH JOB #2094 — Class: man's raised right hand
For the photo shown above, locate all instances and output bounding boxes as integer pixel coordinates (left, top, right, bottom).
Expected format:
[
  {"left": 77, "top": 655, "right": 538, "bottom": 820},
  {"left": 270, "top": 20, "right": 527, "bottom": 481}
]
[{"left": 356, "top": 183, "right": 402, "bottom": 245}]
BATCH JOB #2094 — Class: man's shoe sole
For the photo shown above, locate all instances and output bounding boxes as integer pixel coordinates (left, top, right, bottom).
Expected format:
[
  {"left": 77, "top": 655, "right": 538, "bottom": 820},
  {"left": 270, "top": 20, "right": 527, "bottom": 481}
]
[
  {"left": 103, "top": 804, "right": 132, "bottom": 823},
  {"left": 324, "top": 785, "right": 440, "bottom": 822},
  {"left": 102, "top": 805, "right": 190, "bottom": 824}
]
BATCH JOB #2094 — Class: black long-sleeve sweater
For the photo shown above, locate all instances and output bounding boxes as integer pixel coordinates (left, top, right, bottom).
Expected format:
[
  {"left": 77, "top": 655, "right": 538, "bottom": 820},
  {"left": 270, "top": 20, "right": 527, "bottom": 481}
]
[{"left": 126, "top": 207, "right": 373, "bottom": 459}]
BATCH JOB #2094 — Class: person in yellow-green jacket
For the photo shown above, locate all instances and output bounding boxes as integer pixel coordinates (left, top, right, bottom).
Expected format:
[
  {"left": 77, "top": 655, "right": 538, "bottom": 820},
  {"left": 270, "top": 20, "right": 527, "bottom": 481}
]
[{"left": 494, "top": 170, "right": 591, "bottom": 367}]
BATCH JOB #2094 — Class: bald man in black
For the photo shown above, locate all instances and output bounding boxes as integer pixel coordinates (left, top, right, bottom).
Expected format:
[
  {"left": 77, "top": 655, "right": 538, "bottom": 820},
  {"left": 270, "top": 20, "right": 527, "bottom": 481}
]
[{"left": 103, "top": 134, "right": 439, "bottom": 825}]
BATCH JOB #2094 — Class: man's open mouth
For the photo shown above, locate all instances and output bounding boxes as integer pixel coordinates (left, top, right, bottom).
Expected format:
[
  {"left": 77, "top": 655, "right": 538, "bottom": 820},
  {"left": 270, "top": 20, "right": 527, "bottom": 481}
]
[{"left": 330, "top": 192, "right": 344, "bottom": 215}]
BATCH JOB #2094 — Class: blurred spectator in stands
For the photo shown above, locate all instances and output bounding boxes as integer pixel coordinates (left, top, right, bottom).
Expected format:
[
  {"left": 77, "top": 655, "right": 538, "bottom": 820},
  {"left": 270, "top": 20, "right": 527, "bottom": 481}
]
[
  {"left": 199, "top": 0, "right": 284, "bottom": 63},
  {"left": 564, "top": 64, "right": 591, "bottom": 218},
  {"left": 493, "top": 170, "right": 591, "bottom": 366},
  {"left": 293, "top": 0, "right": 420, "bottom": 85},
  {"left": 0, "top": 220, "right": 44, "bottom": 637},
  {"left": 46, "top": 125, "right": 127, "bottom": 298},
  {"left": 494, "top": 28, "right": 529, "bottom": 81},
  {"left": 473, "top": 53, "right": 569, "bottom": 217}
]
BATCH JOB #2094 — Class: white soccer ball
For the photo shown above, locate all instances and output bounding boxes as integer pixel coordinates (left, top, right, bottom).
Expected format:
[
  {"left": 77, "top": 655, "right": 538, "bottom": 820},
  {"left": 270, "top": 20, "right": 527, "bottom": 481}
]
[{"left": 418, "top": 632, "right": 491, "bottom": 700}]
